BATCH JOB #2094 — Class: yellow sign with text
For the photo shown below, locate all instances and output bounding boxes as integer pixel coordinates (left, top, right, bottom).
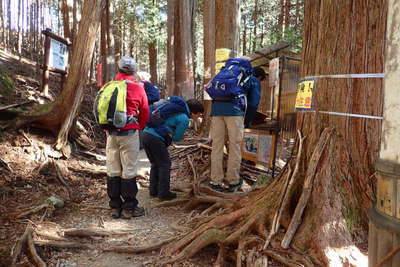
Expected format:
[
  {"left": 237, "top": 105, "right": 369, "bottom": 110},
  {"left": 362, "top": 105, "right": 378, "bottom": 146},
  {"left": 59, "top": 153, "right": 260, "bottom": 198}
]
[
  {"left": 295, "top": 79, "right": 315, "bottom": 109},
  {"left": 215, "top": 48, "right": 231, "bottom": 74}
]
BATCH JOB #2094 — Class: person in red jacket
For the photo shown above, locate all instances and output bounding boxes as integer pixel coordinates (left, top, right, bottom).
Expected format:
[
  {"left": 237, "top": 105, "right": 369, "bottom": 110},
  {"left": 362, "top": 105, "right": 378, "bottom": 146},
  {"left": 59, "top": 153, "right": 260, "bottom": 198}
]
[{"left": 106, "top": 56, "right": 149, "bottom": 219}]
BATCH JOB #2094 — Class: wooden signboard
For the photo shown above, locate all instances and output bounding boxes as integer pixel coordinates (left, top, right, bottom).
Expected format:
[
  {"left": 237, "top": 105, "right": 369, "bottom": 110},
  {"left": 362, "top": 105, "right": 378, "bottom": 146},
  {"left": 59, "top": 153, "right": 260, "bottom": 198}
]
[{"left": 242, "top": 129, "right": 277, "bottom": 168}]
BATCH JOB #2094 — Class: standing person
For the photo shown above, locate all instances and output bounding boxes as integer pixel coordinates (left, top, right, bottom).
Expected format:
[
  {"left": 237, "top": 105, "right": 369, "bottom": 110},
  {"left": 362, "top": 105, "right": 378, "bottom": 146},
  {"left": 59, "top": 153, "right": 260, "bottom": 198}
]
[
  {"left": 142, "top": 98, "right": 204, "bottom": 200},
  {"left": 106, "top": 56, "right": 150, "bottom": 219},
  {"left": 136, "top": 71, "right": 161, "bottom": 149},
  {"left": 209, "top": 66, "right": 266, "bottom": 192}
]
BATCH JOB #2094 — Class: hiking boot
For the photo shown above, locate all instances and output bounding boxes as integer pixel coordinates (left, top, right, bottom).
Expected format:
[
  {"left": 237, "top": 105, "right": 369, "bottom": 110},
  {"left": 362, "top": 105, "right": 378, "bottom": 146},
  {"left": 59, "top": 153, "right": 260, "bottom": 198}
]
[
  {"left": 158, "top": 191, "right": 177, "bottom": 201},
  {"left": 209, "top": 182, "right": 225, "bottom": 192},
  {"left": 121, "top": 206, "right": 145, "bottom": 219},
  {"left": 227, "top": 179, "right": 243, "bottom": 193},
  {"left": 111, "top": 208, "right": 121, "bottom": 219}
]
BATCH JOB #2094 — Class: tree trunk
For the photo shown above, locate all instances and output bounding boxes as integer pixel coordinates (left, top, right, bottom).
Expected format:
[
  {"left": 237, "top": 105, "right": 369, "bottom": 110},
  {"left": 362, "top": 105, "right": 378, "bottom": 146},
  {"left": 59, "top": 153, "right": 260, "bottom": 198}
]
[
  {"left": 61, "top": 0, "right": 72, "bottom": 39},
  {"left": 0, "top": 0, "right": 4, "bottom": 46},
  {"left": 17, "top": 0, "right": 106, "bottom": 157},
  {"left": 166, "top": 0, "right": 176, "bottom": 97},
  {"left": 252, "top": 0, "right": 258, "bottom": 52},
  {"left": 291, "top": 0, "right": 387, "bottom": 263},
  {"left": 215, "top": 0, "right": 240, "bottom": 56},
  {"left": 148, "top": 41, "right": 158, "bottom": 84},
  {"left": 161, "top": 0, "right": 388, "bottom": 266}
]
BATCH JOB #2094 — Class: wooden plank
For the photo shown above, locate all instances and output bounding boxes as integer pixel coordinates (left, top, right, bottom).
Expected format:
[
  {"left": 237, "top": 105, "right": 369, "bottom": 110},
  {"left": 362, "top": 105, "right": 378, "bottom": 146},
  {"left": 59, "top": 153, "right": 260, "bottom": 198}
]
[
  {"left": 368, "top": 221, "right": 378, "bottom": 267},
  {"left": 392, "top": 233, "right": 400, "bottom": 267},
  {"left": 377, "top": 227, "right": 394, "bottom": 267}
]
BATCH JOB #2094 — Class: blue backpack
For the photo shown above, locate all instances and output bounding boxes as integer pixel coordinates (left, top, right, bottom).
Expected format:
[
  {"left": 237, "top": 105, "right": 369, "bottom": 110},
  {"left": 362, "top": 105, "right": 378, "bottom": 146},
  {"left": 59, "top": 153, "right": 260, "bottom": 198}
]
[
  {"left": 143, "top": 81, "right": 160, "bottom": 105},
  {"left": 147, "top": 96, "right": 188, "bottom": 145},
  {"left": 205, "top": 58, "right": 253, "bottom": 100}
]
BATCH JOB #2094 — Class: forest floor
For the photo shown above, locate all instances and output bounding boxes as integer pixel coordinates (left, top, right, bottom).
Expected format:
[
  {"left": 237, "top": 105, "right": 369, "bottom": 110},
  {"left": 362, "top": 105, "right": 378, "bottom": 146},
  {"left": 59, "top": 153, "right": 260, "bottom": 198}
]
[{"left": 0, "top": 49, "right": 222, "bottom": 266}]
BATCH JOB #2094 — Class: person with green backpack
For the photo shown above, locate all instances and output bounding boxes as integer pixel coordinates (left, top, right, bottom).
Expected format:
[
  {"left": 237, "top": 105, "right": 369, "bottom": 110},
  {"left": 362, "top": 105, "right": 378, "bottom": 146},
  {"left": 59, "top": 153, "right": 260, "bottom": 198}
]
[{"left": 95, "top": 56, "right": 149, "bottom": 219}]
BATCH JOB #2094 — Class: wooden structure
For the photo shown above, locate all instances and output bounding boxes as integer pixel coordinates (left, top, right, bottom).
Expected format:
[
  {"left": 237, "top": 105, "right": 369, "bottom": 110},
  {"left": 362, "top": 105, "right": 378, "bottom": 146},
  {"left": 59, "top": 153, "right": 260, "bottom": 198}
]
[
  {"left": 41, "top": 28, "right": 72, "bottom": 96},
  {"left": 243, "top": 42, "right": 301, "bottom": 169},
  {"left": 369, "top": 1, "right": 400, "bottom": 266}
]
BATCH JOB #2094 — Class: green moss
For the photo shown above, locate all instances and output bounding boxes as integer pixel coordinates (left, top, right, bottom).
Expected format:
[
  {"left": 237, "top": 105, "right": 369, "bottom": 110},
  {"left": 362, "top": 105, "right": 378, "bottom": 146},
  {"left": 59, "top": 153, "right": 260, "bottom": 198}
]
[
  {"left": 0, "top": 71, "right": 14, "bottom": 97},
  {"left": 253, "top": 173, "right": 273, "bottom": 189},
  {"left": 28, "top": 102, "right": 54, "bottom": 116},
  {"left": 343, "top": 207, "right": 361, "bottom": 233}
]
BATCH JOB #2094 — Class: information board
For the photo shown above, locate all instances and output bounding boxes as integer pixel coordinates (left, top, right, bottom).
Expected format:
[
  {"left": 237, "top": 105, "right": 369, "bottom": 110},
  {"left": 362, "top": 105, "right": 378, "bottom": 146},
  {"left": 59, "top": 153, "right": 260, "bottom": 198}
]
[{"left": 49, "top": 39, "right": 68, "bottom": 71}]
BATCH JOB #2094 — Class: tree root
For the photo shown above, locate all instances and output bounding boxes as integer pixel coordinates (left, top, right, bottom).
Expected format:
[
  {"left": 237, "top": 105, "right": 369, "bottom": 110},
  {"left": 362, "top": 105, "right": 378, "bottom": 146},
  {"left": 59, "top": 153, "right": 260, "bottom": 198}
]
[
  {"left": 281, "top": 128, "right": 333, "bottom": 249},
  {"left": 214, "top": 244, "right": 227, "bottom": 267},
  {"left": 224, "top": 214, "right": 262, "bottom": 244},
  {"left": 263, "top": 249, "right": 303, "bottom": 267},
  {"left": 104, "top": 237, "right": 177, "bottom": 254},
  {"left": 12, "top": 224, "right": 46, "bottom": 267},
  {"left": 161, "top": 229, "right": 229, "bottom": 265},
  {"left": 34, "top": 240, "right": 90, "bottom": 249},
  {"left": 63, "top": 227, "right": 130, "bottom": 238},
  {"left": 153, "top": 198, "right": 190, "bottom": 207},
  {"left": 236, "top": 236, "right": 263, "bottom": 267},
  {"left": 165, "top": 208, "right": 247, "bottom": 256}
]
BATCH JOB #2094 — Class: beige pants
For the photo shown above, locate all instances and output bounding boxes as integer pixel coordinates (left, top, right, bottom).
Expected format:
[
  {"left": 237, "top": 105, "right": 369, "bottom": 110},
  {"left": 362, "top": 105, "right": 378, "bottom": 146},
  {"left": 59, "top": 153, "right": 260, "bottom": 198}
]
[
  {"left": 210, "top": 116, "right": 244, "bottom": 185},
  {"left": 106, "top": 132, "right": 139, "bottom": 179}
]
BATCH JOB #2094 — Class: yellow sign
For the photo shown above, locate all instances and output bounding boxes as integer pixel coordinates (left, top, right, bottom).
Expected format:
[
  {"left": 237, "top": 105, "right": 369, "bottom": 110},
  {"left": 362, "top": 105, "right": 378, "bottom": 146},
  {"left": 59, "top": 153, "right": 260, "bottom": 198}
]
[
  {"left": 215, "top": 48, "right": 231, "bottom": 62},
  {"left": 215, "top": 48, "right": 231, "bottom": 74},
  {"left": 295, "top": 79, "right": 315, "bottom": 109}
]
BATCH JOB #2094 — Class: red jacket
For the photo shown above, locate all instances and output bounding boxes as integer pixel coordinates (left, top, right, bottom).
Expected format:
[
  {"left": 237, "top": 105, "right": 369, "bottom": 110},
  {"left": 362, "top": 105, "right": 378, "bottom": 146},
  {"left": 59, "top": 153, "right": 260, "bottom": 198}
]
[{"left": 115, "top": 72, "right": 149, "bottom": 130}]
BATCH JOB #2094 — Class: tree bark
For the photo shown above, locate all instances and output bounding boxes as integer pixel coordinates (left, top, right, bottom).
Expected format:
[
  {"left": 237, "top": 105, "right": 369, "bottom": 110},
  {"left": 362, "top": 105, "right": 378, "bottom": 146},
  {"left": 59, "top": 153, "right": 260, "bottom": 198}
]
[
  {"left": 166, "top": 0, "right": 176, "bottom": 96},
  {"left": 148, "top": 41, "right": 158, "bottom": 84}
]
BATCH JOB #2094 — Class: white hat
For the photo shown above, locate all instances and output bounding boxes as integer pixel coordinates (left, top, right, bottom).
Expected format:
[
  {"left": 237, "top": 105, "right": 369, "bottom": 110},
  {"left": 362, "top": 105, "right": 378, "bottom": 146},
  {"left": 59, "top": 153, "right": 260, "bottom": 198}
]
[
  {"left": 137, "top": 71, "right": 151, "bottom": 81},
  {"left": 118, "top": 56, "right": 137, "bottom": 74}
]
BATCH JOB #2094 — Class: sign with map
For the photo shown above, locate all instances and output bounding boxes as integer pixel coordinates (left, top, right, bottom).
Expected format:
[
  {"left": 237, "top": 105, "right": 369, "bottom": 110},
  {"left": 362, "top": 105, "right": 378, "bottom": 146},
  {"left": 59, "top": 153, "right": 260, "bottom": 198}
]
[{"left": 49, "top": 39, "right": 68, "bottom": 71}]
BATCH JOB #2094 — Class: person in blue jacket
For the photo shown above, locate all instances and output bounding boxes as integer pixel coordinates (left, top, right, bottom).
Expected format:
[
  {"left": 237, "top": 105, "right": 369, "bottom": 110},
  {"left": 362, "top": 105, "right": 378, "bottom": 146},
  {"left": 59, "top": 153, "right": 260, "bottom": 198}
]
[
  {"left": 244, "top": 67, "right": 266, "bottom": 128},
  {"left": 141, "top": 98, "right": 204, "bottom": 200},
  {"left": 209, "top": 66, "right": 266, "bottom": 192}
]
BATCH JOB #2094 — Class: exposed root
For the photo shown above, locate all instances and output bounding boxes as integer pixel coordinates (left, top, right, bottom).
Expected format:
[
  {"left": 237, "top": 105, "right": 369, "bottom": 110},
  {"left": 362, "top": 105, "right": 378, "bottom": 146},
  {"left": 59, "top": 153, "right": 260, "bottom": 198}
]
[
  {"left": 236, "top": 236, "right": 263, "bottom": 267},
  {"left": 263, "top": 249, "right": 302, "bottom": 267},
  {"left": 281, "top": 128, "right": 333, "bottom": 249},
  {"left": 34, "top": 240, "right": 90, "bottom": 249},
  {"left": 153, "top": 198, "right": 190, "bottom": 207},
  {"left": 161, "top": 229, "right": 229, "bottom": 265},
  {"left": 63, "top": 227, "right": 131, "bottom": 238},
  {"left": 224, "top": 214, "right": 262, "bottom": 244},
  {"left": 104, "top": 237, "right": 177, "bottom": 254},
  {"left": 165, "top": 208, "right": 247, "bottom": 255},
  {"left": 12, "top": 224, "right": 46, "bottom": 267},
  {"left": 214, "top": 244, "right": 227, "bottom": 267}
]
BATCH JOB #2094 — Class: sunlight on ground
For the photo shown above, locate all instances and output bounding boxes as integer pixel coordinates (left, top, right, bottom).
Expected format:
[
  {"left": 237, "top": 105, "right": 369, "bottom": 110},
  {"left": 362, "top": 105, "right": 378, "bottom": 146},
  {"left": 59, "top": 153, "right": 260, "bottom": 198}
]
[{"left": 325, "top": 246, "right": 367, "bottom": 267}]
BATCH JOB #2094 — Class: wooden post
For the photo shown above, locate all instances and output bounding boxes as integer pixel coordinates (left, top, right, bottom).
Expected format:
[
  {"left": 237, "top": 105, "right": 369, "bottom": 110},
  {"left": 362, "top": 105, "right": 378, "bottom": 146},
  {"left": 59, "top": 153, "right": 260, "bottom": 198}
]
[
  {"left": 369, "top": 0, "right": 400, "bottom": 266},
  {"left": 41, "top": 33, "right": 51, "bottom": 95}
]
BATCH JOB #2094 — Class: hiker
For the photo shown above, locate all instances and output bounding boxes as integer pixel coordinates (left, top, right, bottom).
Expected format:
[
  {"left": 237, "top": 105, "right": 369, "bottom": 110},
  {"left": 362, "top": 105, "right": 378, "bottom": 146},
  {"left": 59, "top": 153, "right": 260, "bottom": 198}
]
[
  {"left": 136, "top": 71, "right": 161, "bottom": 149},
  {"left": 208, "top": 63, "right": 266, "bottom": 192},
  {"left": 104, "top": 56, "right": 150, "bottom": 219},
  {"left": 141, "top": 97, "right": 204, "bottom": 200},
  {"left": 244, "top": 67, "right": 266, "bottom": 128},
  {"left": 137, "top": 71, "right": 161, "bottom": 105}
]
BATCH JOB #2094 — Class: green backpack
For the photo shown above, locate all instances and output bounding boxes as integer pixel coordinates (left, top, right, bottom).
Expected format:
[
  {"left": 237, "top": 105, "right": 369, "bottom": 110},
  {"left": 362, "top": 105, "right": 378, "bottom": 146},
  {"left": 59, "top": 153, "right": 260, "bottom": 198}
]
[{"left": 94, "top": 80, "right": 136, "bottom": 130}]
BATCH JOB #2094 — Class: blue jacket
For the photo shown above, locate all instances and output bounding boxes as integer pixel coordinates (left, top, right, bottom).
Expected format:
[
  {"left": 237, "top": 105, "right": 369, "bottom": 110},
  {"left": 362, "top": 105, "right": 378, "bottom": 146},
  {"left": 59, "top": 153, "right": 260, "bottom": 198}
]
[
  {"left": 144, "top": 104, "right": 190, "bottom": 143},
  {"left": 210, "top": 76, "right": 261, "bottom": 117}
]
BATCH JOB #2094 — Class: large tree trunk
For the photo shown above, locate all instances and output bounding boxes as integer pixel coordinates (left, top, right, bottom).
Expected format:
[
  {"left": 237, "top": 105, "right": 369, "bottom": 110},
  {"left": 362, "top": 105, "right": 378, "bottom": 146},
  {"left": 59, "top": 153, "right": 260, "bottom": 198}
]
[
  {"left": 154, "top": 0, "right": 387, "bottom": 266},
  {"left": 148, "top": 41, "right": 158, "bottom": 84},
  {"left": 17, "top": 0, "right": 106, "bottom": 156},
  {"left": 291, "top": 0, "right": 387, "bottom": 264},
  {"left": 166, "top": 0, "right": 176, "bottom": 97}
]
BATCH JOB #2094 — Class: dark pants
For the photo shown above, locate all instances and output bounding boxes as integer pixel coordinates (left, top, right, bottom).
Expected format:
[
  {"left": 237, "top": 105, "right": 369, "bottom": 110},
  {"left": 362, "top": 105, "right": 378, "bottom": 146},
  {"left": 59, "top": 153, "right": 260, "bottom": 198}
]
[
  {"left": 141, "top": 132, "right": 171, "bottom": 197},
  {"left": 107, "top": 176, "right": 138, "bottom": 210}
]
